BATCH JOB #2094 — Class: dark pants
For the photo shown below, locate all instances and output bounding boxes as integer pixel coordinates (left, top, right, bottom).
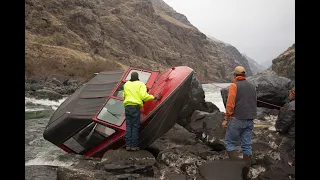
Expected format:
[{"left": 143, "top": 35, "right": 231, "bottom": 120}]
[
  {"left": 125, "top": 105, "right": 141, "bottom": 148},
  {"left": 278, "top": 137, "right": 295, "bottom": 166}
]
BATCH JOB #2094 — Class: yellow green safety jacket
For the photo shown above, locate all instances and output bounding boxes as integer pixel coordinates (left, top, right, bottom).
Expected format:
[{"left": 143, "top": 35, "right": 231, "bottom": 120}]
[{"left": 123, "top": 80, "right": 155, "bottom": 107}]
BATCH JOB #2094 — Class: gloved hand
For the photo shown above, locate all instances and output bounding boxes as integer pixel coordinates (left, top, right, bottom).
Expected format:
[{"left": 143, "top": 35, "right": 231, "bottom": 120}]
[{"left": 154, "top": 95, "right": 162, "bottom": 101}]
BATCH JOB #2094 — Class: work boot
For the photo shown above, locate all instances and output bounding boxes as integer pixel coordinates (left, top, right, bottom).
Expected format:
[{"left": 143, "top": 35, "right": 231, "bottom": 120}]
[
  {"left": 227, "top": 150, "right": 240, "bottom": 160},
  {"left": 242, "top": 154, "right": 252, "bottom": 180},
  {"left": 243, "top": 154, "right": 252, "bottom": 166}
]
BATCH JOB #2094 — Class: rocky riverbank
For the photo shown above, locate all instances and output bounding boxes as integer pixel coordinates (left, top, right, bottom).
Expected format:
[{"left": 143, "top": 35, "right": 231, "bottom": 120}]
[
  {"left": 25, "top": 75, "right": 82, "bottom": 101},
  {"left": 25, "top": 72, "right": 295, "bottom": 180}
]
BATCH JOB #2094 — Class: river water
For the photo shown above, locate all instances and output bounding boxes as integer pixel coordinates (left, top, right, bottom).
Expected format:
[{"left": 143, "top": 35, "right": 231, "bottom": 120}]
[{"left": 25, "top": 83, "right": 230, "bottom": 166}]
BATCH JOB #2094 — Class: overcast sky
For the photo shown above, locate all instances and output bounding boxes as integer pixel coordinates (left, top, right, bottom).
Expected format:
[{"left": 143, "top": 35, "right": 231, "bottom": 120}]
[{"left": 162, "top": 0, "right": 295, "bottom": 65}]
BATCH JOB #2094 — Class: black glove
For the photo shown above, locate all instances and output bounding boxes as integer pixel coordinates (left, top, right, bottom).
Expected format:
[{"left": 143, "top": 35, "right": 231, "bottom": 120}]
[{"left": 155, "top": 95, "right": 162, "bottom": 100}]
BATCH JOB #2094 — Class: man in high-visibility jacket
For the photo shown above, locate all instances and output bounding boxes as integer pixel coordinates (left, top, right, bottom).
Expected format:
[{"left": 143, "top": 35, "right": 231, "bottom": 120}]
[{"left": 123, "top": 71, "right": 162, "bottom": 151}]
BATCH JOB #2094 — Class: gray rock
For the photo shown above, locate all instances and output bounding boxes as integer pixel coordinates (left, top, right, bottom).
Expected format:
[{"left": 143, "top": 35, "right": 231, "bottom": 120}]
[
  {"left": 57, "top": 166, "right": 111, "bottom": 180},
  {"left": 147, "top": 124, "right": 198, "bottom": 157},
  {"left": 220, "top": 73, "right": 294, "bottom": 109},
  {"left": 189, "top": 110, "right": 225, "bottom": 151},
  {"left": 257, "top": 107, "right": 279, "bottom": 120},
  {"left": 25, "top": 109, "right": 53, "bottom": 120},
  {"left": 198, "top": 160, "right": 248, "bottom": 180},
  {"left": 25, "top": 165, "right": 57, "bottom": 180},
  {"left": 51, "top": 77, "right": 63, "bottom": 86},
  {"left": 161, "top": 172, "right": 187, "bottom": 180},
  {"left": 98, "top": 149, "right": 156, "bottom": 177},
  {"left": 33, "top": 89, "right": 63, "bottom": 101},
  {"left": 178, "top": 74, "right": 220, "bottom": 127}
]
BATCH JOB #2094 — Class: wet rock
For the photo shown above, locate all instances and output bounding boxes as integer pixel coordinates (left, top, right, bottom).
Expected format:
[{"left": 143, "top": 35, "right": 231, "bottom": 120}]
[
  {"left": 51, "top": 77, "right": 63, "bottom": 86},
  {"left": 51, "top": 74, "right": 69, "bottom": 84},
  {"left": 199, "top": 101, "right": 220, "bottom": 113},
  {"left": 25, "top": 77, "right": 45, "bottom": 84},
  {"left": 252, "top": 128, "right": 282, "bottom": 149},
  {"left": 253, "top": 165, "right": 295, "bottom": 180},
  {"left": 57, "top": 166, "right": 111, "bottom": 180},
  {"left": 25, "top": 165, "right": 57, "bottom": 180},
  {"left": 147, "top": 124, "right": 198, "bottom": 157},
  {"left": 25, "top": 109, "right": 53, "bottom": 120},
  {"left": 25, "top": 83, "right": 44, "bottom": 92},
  {"left": 72, "top": 156, "right": 101, "bottom": 170},
  {"left": 157, "top": 147, "right": 203, "bottom": 176},
  {"left": 113, "top": 174, "right": 159, "bottom": 179},
  {"left": 156, "top": 143, "right": 227, "bottom": 178},
  {"left": 252, "top": 140, "right": 273, "bottom": 152},
  {"left": 257, "top": 107, "right": 279, "bottom": 120},
  {"left": 248, "top": 165, "right": 266, "bottom": 179},
  {"left": 25, "top": 77, "right": 81, "bottom": 99},
  {"left": 189, "top": 110, "right": 225, "bottom": 151},
  {"left": 178, "top": 74, "right": 214, "bottom": 127},
  {"left": 162, "top": 172, "right": 187, "bottom": 180},
  {"left": 198, "top": 160, "right": 248, "bottom": 180},
  {"left": 33, "top": 89, "right": 63, "bottom": 101},
  {"left": 110, "top": 8, "right": 121, "bottom": 14},
  {"left": 220, "top": 74, "right": 294, "bottom": 109},
  {"left": 98, "top": 149, "right": 156, "bottom": 177},
  {"left": 25, "top": 91, "right": 31, "bottom": 97}
]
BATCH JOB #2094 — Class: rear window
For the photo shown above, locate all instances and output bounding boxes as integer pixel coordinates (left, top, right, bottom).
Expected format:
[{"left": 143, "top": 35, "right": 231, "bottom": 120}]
[{"left": 125, "top": 70, "right": 151, "bottom": 84}]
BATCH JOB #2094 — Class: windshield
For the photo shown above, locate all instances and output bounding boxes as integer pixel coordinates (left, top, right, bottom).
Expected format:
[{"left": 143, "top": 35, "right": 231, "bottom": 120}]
[{"left": 97, "top": 98, "right": 125, "bottom": 126}]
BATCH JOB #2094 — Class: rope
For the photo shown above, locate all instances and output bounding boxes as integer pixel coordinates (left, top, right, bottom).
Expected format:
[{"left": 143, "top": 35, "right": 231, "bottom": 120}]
[{"left": 206, "top": 82, "right": 285, "bottom": 109}]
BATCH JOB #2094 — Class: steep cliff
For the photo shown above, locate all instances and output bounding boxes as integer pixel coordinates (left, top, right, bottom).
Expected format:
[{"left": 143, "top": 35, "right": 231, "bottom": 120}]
[
  {"left": 271, "top": 44, "right": 295, "bottom": 80},
  {"left": 150, "top": 0, "right": 196, "bottom": 29},
  {"left": 207, "top": 36, "right": 253, "bottom": 76},
  {"left": 243, "top": 54, "right": 265, "bottom": 75},
  {"left": 25, "top": 0, "right": 253, "bottom": 82}
]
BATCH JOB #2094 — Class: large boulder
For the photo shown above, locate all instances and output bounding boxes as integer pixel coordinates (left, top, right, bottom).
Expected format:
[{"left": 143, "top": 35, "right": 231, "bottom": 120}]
[
  {"left": 220, "top": 74, "right": 295, "bottom": 109},
  {"left": 178, "top": 74, "right": 220, "bottom": 127},
  {"left": 97, "top": 149, "right": 157, "bottom": 177},
  {"left": 188, "top": 110, "right": 225, "bottom": 151},
  {"left": 147, "top": 124, "right": 198, "bottom": 157}
]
